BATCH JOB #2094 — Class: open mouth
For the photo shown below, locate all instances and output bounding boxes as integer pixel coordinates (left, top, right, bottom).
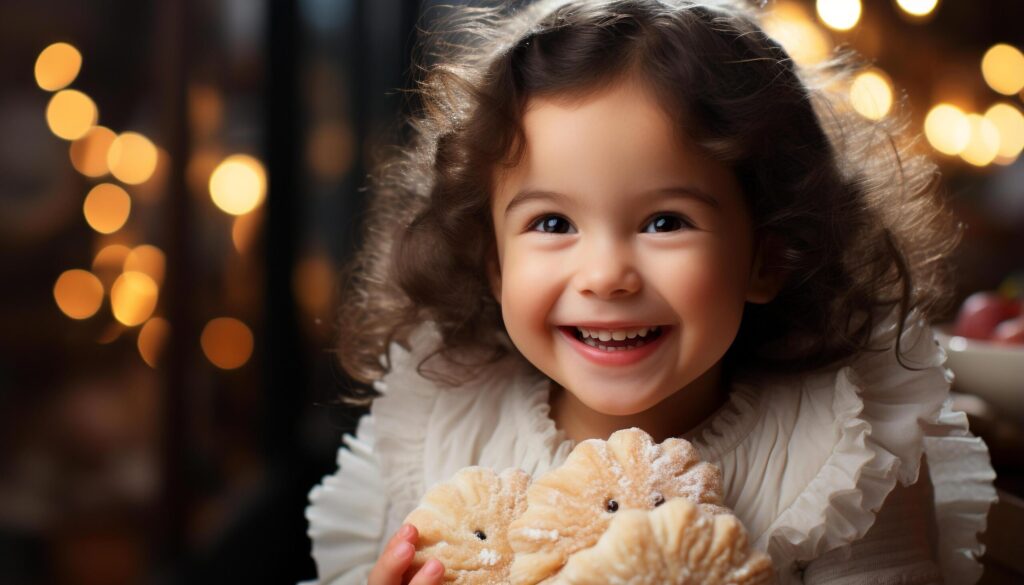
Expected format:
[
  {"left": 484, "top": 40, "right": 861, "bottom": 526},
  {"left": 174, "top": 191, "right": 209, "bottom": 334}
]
[{"left": 561, "top": 325, "right": 667, "bottom": 352}]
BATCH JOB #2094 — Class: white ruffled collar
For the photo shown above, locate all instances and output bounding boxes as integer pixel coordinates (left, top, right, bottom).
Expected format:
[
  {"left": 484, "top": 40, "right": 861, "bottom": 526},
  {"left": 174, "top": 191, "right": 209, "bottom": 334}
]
[{"left": 371, "top": 311, "right": 995, "bottom": 584}]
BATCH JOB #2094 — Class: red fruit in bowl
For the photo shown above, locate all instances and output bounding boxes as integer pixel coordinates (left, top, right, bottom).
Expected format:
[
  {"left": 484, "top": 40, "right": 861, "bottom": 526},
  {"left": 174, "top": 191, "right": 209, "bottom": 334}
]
[
  {"left": 992, "top": 315, "right": 1024, "bottom": 345},
  {"left": 953, "top": 291, "right": 1021, "bottom": 340}
]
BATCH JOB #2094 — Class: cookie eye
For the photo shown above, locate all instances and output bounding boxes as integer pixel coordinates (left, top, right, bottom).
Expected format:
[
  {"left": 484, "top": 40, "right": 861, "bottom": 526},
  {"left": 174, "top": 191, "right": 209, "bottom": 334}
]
[
  {"left": 474, "top": 530, "right": 487, "bottom": 540},
  {"left": 606, "top": 499, "right": 619, "bottom": 513},
  {"left": 653, "top": 494, "right": 665, "bottom": 507}
]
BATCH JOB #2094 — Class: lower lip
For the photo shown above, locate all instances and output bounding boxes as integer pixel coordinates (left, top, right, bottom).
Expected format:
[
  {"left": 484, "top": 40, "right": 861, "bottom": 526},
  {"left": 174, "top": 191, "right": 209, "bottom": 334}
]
[{"left": 557, "top": 326, "right": 671, "bottom": 367}]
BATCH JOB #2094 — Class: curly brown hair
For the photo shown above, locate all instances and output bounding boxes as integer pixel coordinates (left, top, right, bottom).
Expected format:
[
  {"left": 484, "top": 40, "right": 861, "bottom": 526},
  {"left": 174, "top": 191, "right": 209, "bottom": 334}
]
[{"left": 334, "top": 0, "right": 960, "bottom": 404}]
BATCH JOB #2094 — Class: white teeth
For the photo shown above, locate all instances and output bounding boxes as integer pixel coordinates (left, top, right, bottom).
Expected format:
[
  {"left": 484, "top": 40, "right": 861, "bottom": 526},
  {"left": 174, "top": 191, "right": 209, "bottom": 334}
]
[{"left": 575, "top": 325, "right": 659, "bottom": 340}]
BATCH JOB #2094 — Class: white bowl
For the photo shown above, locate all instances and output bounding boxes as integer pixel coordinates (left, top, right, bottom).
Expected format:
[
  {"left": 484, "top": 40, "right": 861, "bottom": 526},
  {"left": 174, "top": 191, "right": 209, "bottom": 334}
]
[{"left": 933, "top": 323, "right": 1024, "bottom": 422}]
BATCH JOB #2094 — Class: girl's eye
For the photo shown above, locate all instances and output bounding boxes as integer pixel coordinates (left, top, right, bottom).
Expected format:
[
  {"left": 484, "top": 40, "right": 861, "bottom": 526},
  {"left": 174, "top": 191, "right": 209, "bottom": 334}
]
[
  {"left": 529, "top": 215, "right": 575, "bottom": 234},
  {"left": 643, "top": 214, "right": 691, "bottom": 233}
]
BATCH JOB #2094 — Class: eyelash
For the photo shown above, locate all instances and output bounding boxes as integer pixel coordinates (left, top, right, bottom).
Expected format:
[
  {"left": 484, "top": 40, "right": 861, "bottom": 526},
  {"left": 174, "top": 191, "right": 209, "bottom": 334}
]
[{"left": 527, "top": 213, "right": 694, "bottom": 234}]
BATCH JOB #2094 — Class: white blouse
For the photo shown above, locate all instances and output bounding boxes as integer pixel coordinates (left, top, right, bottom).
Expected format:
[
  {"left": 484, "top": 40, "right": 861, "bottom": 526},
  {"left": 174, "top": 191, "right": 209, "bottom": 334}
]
[{"left": 304, "top": 312, "right": 997, "bottom": 585}]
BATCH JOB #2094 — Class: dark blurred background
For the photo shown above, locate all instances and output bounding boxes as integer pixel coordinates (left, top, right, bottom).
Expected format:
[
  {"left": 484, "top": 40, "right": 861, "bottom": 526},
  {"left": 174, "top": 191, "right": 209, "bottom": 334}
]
[{"left": 0, "top": 0, "right": 1021, "bottom": 584}]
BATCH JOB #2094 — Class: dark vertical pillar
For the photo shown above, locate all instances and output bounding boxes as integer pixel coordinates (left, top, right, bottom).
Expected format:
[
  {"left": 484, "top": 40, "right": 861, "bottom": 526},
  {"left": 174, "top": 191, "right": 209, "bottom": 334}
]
[
  {"left": 158, "top": 0, "right": 193, "bottom": 568},
  {"left": 266, "top": 0, "right": 304, "bottom": 462}
]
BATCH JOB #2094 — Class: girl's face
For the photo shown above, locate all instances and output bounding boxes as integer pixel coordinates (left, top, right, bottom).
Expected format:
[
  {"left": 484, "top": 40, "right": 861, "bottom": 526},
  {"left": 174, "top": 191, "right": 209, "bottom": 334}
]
[{"left": 489, "top": 77, "right": 777, "bottom": 418}]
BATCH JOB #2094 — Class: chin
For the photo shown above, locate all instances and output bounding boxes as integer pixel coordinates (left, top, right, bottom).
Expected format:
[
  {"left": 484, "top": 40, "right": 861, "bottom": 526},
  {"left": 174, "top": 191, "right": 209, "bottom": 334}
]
[{"left": 577, "top": 391, "right": 660, "bottom": 418}]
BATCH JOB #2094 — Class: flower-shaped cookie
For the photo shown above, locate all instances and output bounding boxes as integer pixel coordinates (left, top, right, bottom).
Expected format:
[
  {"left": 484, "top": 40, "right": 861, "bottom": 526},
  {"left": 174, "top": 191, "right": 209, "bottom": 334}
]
[
  {"left": 552, "top": 498, "right": 776, "bottom": 585},
  {"left": 404, "top": 466, "right": 531, "bottom": 584},
  {"left": 508, "top": 428, "right": 725, "bottom": 585}
]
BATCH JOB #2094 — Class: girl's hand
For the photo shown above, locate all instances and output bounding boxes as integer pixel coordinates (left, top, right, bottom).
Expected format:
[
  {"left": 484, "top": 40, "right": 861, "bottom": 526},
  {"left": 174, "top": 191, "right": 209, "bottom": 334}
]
[{"left": 368, "top": 523, "right": 445, "bottom": 585}]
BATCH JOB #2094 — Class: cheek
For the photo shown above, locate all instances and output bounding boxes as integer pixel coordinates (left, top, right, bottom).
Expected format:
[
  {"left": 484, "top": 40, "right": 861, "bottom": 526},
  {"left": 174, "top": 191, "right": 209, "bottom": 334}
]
[
  {"left": 649, "top": 246, "right": 750, "bottom": 317},
  {"left": 499, "top": 247, "right": 563, "bottom": 334}
]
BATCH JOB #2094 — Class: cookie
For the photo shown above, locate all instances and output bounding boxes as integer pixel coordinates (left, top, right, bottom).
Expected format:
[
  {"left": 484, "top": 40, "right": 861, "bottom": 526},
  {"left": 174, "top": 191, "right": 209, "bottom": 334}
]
[
  {"left": 553, "top": 498, "right": 775, "bottom": 585},
  {"left": 404, "top": 466, "right": 531, "bottom": 584},
  {"left": 508, "top": 428, "right": 725, "bottom": 585}
]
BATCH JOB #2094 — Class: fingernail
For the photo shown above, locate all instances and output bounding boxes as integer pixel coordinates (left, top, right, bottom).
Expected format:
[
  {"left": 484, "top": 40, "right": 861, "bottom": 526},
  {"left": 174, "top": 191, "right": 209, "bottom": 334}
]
[
  {"left": 393, "top": 542, "right": 413, "bottom": 559},
  {"left": 400, "top": 524, "right": 415, "bottom": 538},
  {"left": 424, "top": 559, "right": 442, "bottom": 575}
]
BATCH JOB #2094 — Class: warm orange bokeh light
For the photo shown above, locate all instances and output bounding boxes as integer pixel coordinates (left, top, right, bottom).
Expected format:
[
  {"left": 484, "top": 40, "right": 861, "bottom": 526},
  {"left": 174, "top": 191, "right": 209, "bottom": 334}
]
[
  {"left": 46, "top": 89, "right": 97, "bottom": 140},
  {"left": 762, "top": 2, "right": 832, "bottom": 66},
  {"left": 110, "top": 271, "right": 159, "bottom": 326},
  {"left": 294, "top": 255, "right": 336, "bottom": 316},
  {"left": 924, "top": 104, "right": 970, "bottom": 156},
  {"left": 209, "top": 154, "right": 267, "bottom": 215},
  {"left": 960, "top": 113, "right": 1001, "bottom": 167},
  {"left": 138, "top": 317, "right": 170, "bottom": 368},
  {"left": 982, "top": 44, "right": 1024, "bottom": 96},
  {"left": 850, "top": 69, "right": 894, "bottom": 120},
  {"left": 93, "top": 244, "right": 131, "bottom": 271},
  {"left": 83, "top": 183, "right": 131, "bottom": 234},
  {"left": 124, "top": 245, "right": 166, "bottom": 285},
  {"left": 54, "top": 269, "right": 104, "bottom": 320},
  {"left": 895, "top": 0, "right": 938, "bottom": 17},
  {"left": 201, "top": 317, "right": 254, "bottom": 370},
  {"left": 69, "top": 125, "right": 117, "bottom": 177},
  {"left": 231, "top": 211, "right": 262, "bottom": 254},
  {"left": 35, "top": 42, "right": 82, "bottom": 91},
  {"left": 816, "top": 0, "right": 861, "bottom": 31},
  {"left": 985, "top": 103, "right": 1024, "bottom": 164},
  {"left": 108, "top": 132, "right": 159, "bottom": 185}
]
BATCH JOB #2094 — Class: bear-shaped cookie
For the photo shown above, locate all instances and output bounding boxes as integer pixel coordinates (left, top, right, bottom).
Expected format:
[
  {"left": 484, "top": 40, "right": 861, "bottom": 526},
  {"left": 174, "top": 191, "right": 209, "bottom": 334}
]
[
  {"left": 551, "top": 498, "right": 776, "bottom": 585},
  {"left": 508, "top": 428, "right": 727, "bottom": 585},
  {"left": 404, "top": 466, "right": 530, "bottom": 584}
]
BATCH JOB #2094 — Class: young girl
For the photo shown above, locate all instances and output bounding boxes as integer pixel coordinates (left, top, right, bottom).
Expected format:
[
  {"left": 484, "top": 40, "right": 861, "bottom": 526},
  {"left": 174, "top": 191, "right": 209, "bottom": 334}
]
[{"left": 305, "top": 1, "right": 997, "bottom": 583}]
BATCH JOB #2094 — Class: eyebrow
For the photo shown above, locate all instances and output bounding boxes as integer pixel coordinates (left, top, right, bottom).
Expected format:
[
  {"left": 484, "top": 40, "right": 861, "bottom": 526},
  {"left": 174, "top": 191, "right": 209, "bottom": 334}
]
[{"left": 503, "top": 186, "right": 721, "bottom": 218}]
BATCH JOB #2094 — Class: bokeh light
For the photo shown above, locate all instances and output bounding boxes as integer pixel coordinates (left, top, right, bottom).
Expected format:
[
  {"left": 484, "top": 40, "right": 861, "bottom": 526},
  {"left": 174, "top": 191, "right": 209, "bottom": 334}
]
[
  {"left": 201, "top": 318, "right": 254, "bottom": 370},
  {"left": 35, "top": 42, "right": 82, "bottom": 91},
  {"left": 307, "top": 121, "right": 355, "bottom": 179},
  {"left": 123, "top": 245, "right": 166, "bottom": 285},
  {"left": 187, "top": 148, "right": 223, "bottom": 197},
  {"left": 981, "top": 44, "right": 1024, "bottom": 96},
  {"left": 984, "top": 103, "right": 1024, "bottom": 164},
  {"left": 93, "top": 244, "right": 132, "bottom": 272},
  {"left": 816, "top": 0, "right": 861, "bottom": 31},
  {"left": 83, "top": 183, "right": 131, "bottom": 234},
  {"left": 46, "top": 89, "right": 98, "bottom": 140},
  {"left": 924, "top": 104, "right": 970, "bottom": 155},
  {"left": 108, "top": 132, "right": 159, "bottom": 185},
  {"left": 69, "top": 125, "right": 117, "bottom": 177},
  {"left": 231, "top": 212, "right": 262, "bottom": 254},
  {"left": 92, "top": 243, "right": 132, "bottom": 288},
  {"left": 138, "top": 317, "right": 170, "bottom": 368},
  {"left": 762, "top": 2, "right": 832, "bottom": 66},
  {"left": 293, "top": 255, "right": 335, "bottom": 316},
  {"left": 850, "top": 69, "right": 893, "bottom": 120},
  {"left": 110, "top": 271, "right": 159, "bottom": 327},
  {"left": 895, "top": 0, "right": 938, "bottom": 17},
  {"left": 209, "top": 154, "right": 267, "bottom": 215},
  {"left": 960, "top": 113, "right": 1001, "bottom": 167},
  {"left": 54, "top": 269, "right": 104, "bottom": 320}
]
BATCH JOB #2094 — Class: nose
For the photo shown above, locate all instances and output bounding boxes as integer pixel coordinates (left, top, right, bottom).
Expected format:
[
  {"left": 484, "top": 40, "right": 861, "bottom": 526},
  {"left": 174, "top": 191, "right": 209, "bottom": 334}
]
[{"left": 572, "top": 237, "right": 642, "bottom": 299}]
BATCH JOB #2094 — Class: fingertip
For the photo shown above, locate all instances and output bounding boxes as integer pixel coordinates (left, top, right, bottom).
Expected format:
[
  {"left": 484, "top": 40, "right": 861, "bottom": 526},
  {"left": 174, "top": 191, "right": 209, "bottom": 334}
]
[
  {"left": 401, "top": 523, "right": 418, "bottom": 539},
  {"left": 392, "top": 541, "right": 414, "bottom": 561},
  {"left": 423, "top": 558, "right": 443, "bottom": 578}
]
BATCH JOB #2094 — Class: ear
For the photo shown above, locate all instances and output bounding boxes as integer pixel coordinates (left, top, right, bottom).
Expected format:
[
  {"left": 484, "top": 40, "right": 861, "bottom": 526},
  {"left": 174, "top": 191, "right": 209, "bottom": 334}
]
[
  {"left": 486, "top": 244, "right": 502, "bottom": 304},
  {"left": 746, "top": 233, "right": 788, "bottom": 304}
]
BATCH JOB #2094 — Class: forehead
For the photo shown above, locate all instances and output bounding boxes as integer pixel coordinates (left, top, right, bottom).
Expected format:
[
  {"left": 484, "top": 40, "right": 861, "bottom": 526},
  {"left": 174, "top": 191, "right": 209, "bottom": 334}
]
[{"left": 493, "top": 79, "right": 736, "bottom": 206}]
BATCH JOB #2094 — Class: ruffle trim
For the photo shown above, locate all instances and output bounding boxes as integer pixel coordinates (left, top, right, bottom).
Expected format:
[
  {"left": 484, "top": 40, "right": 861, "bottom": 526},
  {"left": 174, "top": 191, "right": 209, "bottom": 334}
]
[
  {"left": 514, "top": 375, "right": 576, "bottom": 476},
  {"left": 370, "top": 323, "right": 443, "bottom": 537},
  {"left": 923, "top": 402, "right": 998, "bottom": 584},
  {"left": 370, "top": 322, "right": 572, "bottom": 530},
  {"left": 693, "top": 310, "right": 996, "bottom": 584},
  {"left": 305, "top": 415, "right": 387, "bottom": 585}
]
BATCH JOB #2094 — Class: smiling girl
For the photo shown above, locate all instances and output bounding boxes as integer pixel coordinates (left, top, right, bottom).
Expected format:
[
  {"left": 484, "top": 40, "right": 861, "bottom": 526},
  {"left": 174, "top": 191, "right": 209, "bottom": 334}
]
[{"left": 305, "top": 1, "right": 996, "bottom": 584}]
